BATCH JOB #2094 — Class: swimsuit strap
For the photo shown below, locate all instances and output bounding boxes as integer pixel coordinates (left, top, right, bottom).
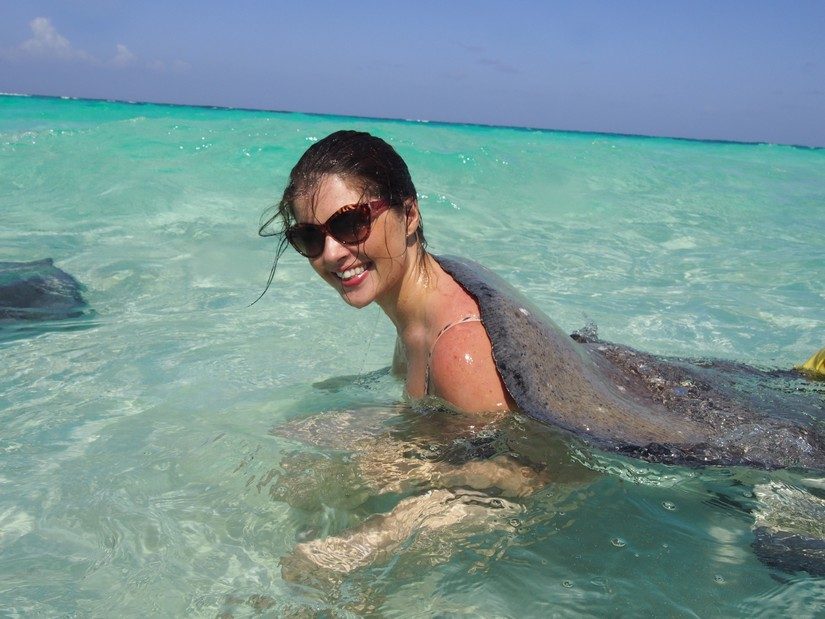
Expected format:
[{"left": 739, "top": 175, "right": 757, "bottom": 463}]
[{"left": 423, "top": 314, "right": 482, "bottom": 396}]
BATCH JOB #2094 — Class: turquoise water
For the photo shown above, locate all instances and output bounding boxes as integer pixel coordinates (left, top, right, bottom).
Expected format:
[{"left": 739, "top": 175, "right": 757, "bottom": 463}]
[{"left": 1, "top": 94, "right": 823, "bottom": 616}]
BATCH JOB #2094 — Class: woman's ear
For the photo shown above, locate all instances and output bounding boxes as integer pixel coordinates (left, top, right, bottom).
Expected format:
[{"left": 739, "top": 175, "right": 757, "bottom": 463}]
[{"left": 404, "top": 199, "right": 420, "bottom": 237}]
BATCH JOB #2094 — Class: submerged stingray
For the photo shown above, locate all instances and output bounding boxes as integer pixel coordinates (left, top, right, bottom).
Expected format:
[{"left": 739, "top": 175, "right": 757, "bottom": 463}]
[
  {"left": 435, "top": 255, "right": 825, "bottom": 471},
  {"left": 0, "top": 258, "right": 89, "bottom": 321}
]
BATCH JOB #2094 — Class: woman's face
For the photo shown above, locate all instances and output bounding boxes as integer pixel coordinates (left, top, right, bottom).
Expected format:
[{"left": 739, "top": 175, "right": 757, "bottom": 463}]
[{"left": 292, "top": 174, "right": 412, "bottom": 309}]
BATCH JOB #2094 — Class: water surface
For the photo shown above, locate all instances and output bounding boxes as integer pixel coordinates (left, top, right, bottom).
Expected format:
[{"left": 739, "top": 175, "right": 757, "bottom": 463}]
[{"left": 1, "top": 95, "right": 823, "bottom": 616}]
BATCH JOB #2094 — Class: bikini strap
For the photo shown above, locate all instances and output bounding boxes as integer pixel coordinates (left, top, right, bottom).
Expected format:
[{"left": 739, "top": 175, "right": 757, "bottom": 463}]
[{"left": 423, "top": 314, "right": 482, "bottom": 396}]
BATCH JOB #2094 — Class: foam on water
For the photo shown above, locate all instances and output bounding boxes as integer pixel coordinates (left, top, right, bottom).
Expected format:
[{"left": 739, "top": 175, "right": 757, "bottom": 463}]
[{"left": 1, "top": 95, "right": 824, "bottom": 615}]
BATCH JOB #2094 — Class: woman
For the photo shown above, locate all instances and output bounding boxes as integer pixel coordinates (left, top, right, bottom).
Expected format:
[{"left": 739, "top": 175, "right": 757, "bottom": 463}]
[
  {"left": 260, "top": 132, "right": 561, "bottom": 581},
  {"left": 261, "top": 130, "right": 516, "bottom": 414}
]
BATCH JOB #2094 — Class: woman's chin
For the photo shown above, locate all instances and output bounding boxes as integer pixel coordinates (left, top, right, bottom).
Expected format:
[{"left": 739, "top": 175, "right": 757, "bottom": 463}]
[
  {"left": 339, "top": 290, "right": 374, "bottom": 309},
  {"left": 335, "top": 267, "right": 378, "bottom": 308}
]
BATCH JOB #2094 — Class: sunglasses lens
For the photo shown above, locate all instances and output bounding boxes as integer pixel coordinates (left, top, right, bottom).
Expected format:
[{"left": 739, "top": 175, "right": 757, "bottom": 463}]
[
  {"left": 328, "top": 206, "right": 371, "bottom": 245},
  {"left": 287, "top": 226, "right": 324, "bottom": 258},
  {"left": 286, "top": 204, "right": 377, "bottom": 258}
]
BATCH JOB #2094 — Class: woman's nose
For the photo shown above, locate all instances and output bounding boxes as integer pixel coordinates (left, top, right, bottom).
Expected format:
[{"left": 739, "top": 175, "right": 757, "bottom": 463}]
[{"left": 320, "top": 233, "right": 351, "bottom": 264}]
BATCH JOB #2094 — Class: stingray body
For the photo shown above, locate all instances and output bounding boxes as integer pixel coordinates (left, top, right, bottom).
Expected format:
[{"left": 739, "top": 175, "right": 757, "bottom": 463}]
[
  {"left": 435, "top": 255, "right": 825, "bottom": 471},
  {"left": 0, "top": 258, "right": 88, "bottom": 321}
]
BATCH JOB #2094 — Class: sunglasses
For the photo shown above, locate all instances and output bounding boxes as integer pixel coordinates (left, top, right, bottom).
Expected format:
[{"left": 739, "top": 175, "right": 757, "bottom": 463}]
[{"left": 285, "top": 200, "right": 391, "bottom": 258}]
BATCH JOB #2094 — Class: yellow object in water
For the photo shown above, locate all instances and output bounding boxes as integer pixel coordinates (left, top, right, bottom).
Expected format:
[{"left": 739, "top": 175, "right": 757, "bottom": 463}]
[{"left": 797, "top": 347, "right": 825, "bottom": 377}]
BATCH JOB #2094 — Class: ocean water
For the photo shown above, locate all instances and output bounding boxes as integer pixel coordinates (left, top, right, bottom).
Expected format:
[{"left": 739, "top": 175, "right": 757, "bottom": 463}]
[{"left": 1, "top": 94, "right": 823, "bottom": 616}]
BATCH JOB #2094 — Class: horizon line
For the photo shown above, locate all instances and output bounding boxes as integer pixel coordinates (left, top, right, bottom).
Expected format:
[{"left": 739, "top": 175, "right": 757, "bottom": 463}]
[{"left": 2, "top": 91, "right": 822, "bottom": 151}]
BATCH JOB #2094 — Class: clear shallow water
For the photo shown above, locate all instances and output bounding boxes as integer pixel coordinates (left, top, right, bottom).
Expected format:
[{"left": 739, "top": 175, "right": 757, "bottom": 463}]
[{"left": 1, "top": 95, "right": 824, "bottom": 616}]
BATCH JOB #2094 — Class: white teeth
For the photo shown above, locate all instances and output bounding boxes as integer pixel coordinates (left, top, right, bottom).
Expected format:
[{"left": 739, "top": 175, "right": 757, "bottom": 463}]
[{"left": 336, "top": 265, "right": 366, "bottom": 280}]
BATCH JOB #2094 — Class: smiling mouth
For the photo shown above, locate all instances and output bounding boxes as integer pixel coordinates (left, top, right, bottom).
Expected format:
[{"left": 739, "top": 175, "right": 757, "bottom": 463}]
[{"left": 335, "top": 263, "right": 368, "bottom": 281}]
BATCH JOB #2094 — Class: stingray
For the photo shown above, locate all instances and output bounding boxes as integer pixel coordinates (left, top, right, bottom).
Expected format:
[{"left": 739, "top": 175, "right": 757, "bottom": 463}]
[
  {"left": 435, "top": 255, "right": 825, "bottom": 471},
  {"left": 0, "top": 259, "right": 90, "bottom": 331}
]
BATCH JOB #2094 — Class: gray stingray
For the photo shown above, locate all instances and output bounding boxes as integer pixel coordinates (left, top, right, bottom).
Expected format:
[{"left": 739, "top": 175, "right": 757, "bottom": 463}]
[
  {"left": 435, "top": 255, "right": 825, "bottom": 471},
  {"left": 0, "top": 258, "right": 89, "bottom": 321}
]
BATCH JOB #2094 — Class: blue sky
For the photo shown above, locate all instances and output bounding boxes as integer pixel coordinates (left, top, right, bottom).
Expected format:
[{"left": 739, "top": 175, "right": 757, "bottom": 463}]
[{"left": 1, "top": 1, "right": 823, "bottom": 146}]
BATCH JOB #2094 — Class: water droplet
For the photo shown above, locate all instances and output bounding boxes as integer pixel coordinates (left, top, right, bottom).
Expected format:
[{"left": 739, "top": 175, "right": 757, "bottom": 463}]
[
  {"left": 562, "top": 580, "right": 573, "bottom": 588},
  {"left": 714, "top": 574, "right": 725, "bottom": 584},
  {"left": 662, "top": 501, "right": 677, "bottom": 511},
  {"left": 611, "top": 537, "right": 627, "bottom": 548}
]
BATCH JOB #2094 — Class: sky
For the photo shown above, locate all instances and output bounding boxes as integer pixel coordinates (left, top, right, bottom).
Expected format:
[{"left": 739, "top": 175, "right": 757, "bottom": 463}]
[{"left": 1, "top": 1, "right": 823, "bottom": 147}]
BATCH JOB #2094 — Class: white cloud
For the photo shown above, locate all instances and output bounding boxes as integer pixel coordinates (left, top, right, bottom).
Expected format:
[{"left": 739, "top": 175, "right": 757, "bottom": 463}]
[
  {"left": 19, "top": 17, "right": 96, "bottom": 62},
  {"left": 110, "top": 43, "right": 136, "bottom": 67},
  {"left": 4, "top": 16, "right": 189, "bottom": 74}
]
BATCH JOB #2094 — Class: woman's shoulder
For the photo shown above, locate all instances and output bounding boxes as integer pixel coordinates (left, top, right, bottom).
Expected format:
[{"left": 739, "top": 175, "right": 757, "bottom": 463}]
[{"left": 428, "top": 316, "right": 514, "bottom": 413}]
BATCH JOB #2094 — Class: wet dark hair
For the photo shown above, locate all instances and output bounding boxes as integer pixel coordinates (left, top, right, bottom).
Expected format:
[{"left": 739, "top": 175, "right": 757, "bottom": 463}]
[{"left": 257, "top": 130, "right": 427, "bottom": 297}]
